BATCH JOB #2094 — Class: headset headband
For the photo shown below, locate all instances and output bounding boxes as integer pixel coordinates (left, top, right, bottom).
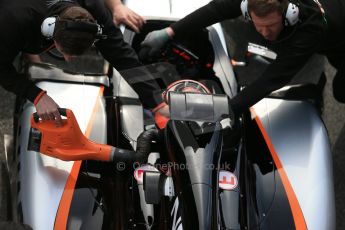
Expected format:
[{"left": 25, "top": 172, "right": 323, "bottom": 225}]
[
  {"left": 41, "top": 16, "right": 105, "bottom": 39},
  {"left": 240, "top": 0, "right": 300, "bottom": 26},
  {"left": 61, "top": 19, "right": 100, "bottom": 34}
]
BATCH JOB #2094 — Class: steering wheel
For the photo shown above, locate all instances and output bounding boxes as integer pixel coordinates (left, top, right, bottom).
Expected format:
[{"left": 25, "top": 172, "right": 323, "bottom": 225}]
[
  {"left": 162, "top": 79, "right": 211, "bottom": 103},
  {"left": 160, "top": 42, "right": 200, "bottom": 67},
  {"left": 141, "top": 40, "right": 200, "bottom": 65}
]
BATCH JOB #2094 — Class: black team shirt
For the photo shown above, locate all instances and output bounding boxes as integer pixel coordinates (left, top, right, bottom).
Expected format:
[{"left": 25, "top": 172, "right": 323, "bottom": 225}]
[
  {"left": 0, "top": 0, "right": 161, "bottom": 109},
  {"left": 171, "top": 0, "right": 344, "bottom": 114}
]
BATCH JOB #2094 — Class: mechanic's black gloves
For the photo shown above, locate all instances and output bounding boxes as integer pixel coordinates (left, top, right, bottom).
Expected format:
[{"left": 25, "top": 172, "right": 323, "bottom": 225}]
[{"left": 139, "top": 28, "right": 171, "bottom": 60}]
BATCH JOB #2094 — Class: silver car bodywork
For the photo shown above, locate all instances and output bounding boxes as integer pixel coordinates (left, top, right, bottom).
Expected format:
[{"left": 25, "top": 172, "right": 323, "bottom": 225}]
[{"left": 253, "top": 99, "right": 335, "bottom": 229}]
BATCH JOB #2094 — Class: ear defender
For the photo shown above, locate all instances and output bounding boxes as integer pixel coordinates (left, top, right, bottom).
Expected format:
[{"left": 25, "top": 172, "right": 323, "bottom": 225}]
[
  {"left": 240, "top": 0, "right": 251, "bottom": 20},
  {"left": 240, "top": 0, "right": 300, "bottom": 26},
  {"left": 284, "top": 2, "right": 299, "bottom": 26},
  {"left": 41, "top": 17, "right": 58, "bottom": 38}
]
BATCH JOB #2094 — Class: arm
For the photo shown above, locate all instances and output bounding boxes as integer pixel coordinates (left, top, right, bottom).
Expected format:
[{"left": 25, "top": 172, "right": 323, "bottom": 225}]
[
  {"left": 0, "top": 61, "right": 62, "bottom": 125},
  {"left": 229, "top": 23, "right": 326, "bottom": 114},
  {"left": 82, "top": 0, "right": 162, "bottom": 108},
  {"left": 170, "top": 0, "right": 242, "bottom": 38},
  {"left": 87, "top": 0, "right": 140, "bottom": 70},
  {"left": 139, "top": 0, "right": 242, "bottom": 59},
  {"left": 0, "top": 63, "right": 42, "bottom": 102},
  {"left": 0, "top": 12, "right": 62, "bottom": 125},
  {"left": 105, "top": 0, "right": 145, "bottom": 33},
  {"left": 96, "top": 26, "right": 163, "bottom": 109}
]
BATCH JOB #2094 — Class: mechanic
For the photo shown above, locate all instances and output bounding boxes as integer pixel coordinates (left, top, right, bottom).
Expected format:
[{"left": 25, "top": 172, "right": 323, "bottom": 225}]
[
  {"left": 25, "top": 0, "right": 146, "bottom": 63},
  {"left": 0, "top": 0, "right": 161, "bottom": 126},
  {"left": 140, "top": 0, "right": 345, "bottom": 116}
]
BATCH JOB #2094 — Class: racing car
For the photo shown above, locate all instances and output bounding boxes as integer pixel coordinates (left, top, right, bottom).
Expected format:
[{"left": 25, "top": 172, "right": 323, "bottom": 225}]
[{"left": 2, "top": 0, "right": 335, "bottom": 229}]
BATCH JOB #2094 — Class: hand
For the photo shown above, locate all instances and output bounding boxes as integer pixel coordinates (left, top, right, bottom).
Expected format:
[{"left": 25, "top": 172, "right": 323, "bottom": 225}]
[
  {"left": 35, "top": 94, "right": 63, "bottom": 126},
  {"left": 139, "top": 28, "right": 174, "bottom": 60},
  {"left": 112, "top": 4, "right": 145, "bottom": 33}
]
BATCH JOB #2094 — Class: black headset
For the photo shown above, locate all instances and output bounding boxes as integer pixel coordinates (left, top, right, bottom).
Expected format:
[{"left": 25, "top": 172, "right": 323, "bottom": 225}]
[
  {"left": 41, "top": 16, "right": 104, "bottom": 39},
  {"left": 240, "top": 0, "right": 300, "bottom": 26}
]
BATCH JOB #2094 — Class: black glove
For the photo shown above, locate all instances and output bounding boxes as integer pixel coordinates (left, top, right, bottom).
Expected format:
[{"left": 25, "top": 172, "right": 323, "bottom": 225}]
[{"left": 139, "top": 28, "right": 171, "bottom": 60}]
